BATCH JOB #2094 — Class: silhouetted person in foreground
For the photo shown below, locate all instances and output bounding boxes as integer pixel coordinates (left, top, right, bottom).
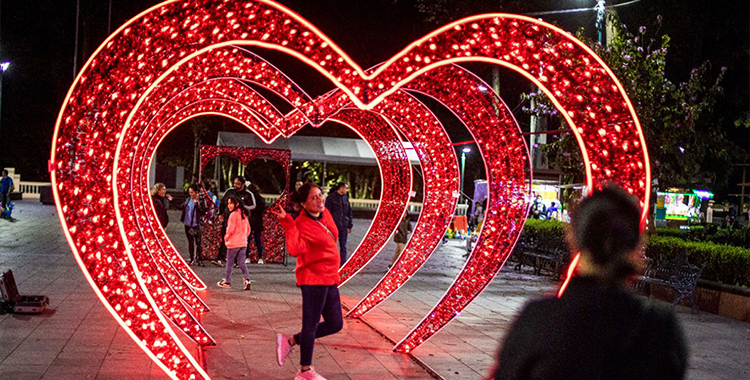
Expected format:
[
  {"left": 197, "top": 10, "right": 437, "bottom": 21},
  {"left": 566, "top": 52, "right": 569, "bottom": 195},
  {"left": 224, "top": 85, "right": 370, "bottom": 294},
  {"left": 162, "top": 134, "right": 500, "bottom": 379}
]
[{"left": 493, "top": 186, "right": 687, "bottom": 380}]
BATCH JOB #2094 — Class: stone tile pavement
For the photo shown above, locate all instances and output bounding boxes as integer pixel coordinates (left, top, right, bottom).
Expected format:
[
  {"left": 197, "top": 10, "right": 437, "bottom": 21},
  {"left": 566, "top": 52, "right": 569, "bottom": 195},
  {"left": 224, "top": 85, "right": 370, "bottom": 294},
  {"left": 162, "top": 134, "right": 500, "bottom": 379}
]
[{"left": 1, "top": 200, "right": 749, "bottom": 379}]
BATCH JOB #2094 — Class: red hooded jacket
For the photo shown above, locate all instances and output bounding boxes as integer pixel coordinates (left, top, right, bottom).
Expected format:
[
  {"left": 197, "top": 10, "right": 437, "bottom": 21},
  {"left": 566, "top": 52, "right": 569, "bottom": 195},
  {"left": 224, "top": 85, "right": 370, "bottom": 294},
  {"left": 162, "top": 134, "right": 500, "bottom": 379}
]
[{"left": 279, "top": 209, "right": 340, "bottom": 286}]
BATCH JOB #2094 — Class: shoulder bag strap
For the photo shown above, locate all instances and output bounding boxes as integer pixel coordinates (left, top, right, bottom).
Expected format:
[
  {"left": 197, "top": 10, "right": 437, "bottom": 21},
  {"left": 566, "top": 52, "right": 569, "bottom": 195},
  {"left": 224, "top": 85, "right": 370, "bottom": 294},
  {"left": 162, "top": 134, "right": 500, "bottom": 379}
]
[{"left": 315, "top": 219, "right": 337, "bottom": 243}]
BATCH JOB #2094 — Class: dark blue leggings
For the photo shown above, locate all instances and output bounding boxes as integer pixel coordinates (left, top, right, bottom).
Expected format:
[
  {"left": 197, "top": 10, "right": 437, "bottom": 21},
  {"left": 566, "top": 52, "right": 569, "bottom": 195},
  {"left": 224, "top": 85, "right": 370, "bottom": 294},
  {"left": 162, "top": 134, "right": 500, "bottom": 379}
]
[{"left": 293, "top": 285, "right": 343, "bottom": 366}]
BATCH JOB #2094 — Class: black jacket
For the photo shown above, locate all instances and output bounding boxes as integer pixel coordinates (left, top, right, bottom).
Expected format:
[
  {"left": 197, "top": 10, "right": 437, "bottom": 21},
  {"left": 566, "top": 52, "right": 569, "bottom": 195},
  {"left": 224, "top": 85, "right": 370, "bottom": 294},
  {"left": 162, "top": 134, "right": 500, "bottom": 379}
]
[
  {"left": 220, "top": 187, "right": 255, "bottom": 218},
  {"left": 325, "top": 191, "right": 353, "bottom": 230},
  {"left": 494, "top": 276, "right": 687, "bottom": 380},
  {"left": 394, "top": 217, "right": 412, "bottom": 244},
  {"left": 249, "top": 189, "right": 266, "bottom": 232},
  {"left": 152, "top": 194, "right": 169, "bottom": 227},
  {"left": 179, "top": 197, "right": 207, "bottom": 226}
]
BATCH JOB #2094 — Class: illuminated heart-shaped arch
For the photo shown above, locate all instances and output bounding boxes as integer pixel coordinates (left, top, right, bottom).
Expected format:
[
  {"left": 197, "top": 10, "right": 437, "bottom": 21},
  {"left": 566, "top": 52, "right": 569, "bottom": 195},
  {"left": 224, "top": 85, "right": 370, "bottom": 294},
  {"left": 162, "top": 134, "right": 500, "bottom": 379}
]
[
  {"left": 51, "top": 1, "right": 649, "bottom": 378},
  {"left": 123, "top": 47, "right": 458, "bottom": 288}
]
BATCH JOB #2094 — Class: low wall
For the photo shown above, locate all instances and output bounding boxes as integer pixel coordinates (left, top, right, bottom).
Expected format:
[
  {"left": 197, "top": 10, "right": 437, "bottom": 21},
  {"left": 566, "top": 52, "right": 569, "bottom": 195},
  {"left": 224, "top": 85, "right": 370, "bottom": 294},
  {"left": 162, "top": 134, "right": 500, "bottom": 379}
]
[{"left": 644, "top": 281, "right": 750, "bottom": 323}]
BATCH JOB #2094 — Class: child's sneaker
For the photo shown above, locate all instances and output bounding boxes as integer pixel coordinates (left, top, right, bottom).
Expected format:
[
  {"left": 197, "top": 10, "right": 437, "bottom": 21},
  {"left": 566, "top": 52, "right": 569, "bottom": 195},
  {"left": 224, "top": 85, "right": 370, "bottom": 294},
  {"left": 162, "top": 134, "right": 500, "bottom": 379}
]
[
  {"left": 217, "top": 279, "right": 231, "bottom": 289},
  {"left": 243, "top": 279, "right": 252, "bottom": 291},
  {"left": 257, "top": 258, "right": 265, "bottom": 264},
  {"left": 276, "top": 333, "right": 293, "bottom": 366},
  {"left": 294, "top": 368, "right": 326, "bottom": 380}
]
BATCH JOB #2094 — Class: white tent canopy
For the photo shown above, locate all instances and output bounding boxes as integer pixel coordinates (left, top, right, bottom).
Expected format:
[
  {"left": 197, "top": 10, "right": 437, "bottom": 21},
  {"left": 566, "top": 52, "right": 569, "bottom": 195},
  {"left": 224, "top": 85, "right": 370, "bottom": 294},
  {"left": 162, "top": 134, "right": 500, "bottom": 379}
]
[{"left": 216, "top": 131, "right": 421, "bottom": 166}]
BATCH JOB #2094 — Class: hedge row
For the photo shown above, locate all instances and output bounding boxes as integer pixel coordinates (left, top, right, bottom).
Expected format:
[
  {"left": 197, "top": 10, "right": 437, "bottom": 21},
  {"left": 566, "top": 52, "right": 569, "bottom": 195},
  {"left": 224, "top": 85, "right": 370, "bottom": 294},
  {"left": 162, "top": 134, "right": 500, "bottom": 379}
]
[
  {"left": 520, "top": 220, "right": 750, "bottom": 288},
  {"left": 654, "top": 225, "right": 750, "bottom": 248}
]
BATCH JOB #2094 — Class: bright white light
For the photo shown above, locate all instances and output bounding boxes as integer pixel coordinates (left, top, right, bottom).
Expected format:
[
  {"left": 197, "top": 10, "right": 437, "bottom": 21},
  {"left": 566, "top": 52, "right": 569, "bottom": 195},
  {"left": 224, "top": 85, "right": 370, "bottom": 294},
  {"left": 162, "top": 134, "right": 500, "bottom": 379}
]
[
  {"left": 462, "top": 147, "right": 472, "bottom": 154},
  {"left": 0, "top": 62, "right": 9, "bottom": 72},
  {"left": 477, "top": 85, "right": 488, "bottom": 92}
]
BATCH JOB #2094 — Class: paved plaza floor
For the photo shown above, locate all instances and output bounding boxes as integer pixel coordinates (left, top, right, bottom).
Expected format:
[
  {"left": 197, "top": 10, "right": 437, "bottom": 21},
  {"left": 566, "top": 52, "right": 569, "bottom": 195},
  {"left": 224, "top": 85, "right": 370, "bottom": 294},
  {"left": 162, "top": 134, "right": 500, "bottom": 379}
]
[{"left": 1, "top": 200, "right": 749, "bottom": 379}]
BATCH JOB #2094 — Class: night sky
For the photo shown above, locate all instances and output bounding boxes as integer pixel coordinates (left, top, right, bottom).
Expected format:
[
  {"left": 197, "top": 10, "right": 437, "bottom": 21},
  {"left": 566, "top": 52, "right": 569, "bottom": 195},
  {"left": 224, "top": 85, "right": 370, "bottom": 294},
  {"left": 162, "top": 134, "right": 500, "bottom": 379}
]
[{"left": 0, "top": 0, "right": 747, "bottom": 197}]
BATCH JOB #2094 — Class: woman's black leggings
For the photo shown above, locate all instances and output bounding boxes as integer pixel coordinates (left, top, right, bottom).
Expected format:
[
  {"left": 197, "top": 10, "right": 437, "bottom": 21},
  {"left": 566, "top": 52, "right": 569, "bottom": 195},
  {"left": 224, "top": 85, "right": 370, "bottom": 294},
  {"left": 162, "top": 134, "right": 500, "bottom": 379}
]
[
  {"left": 184, "top": 225, "right": 202, "bottom": 261},
  {"left": 293, "top": 285, "right": 344, "bottom": 366}
]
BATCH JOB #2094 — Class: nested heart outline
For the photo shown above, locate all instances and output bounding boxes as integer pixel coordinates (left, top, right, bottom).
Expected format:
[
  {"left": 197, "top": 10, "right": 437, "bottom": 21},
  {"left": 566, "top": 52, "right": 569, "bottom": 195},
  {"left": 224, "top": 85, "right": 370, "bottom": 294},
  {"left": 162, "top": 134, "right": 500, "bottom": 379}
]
[{"left": 51, "top": 1, "right": 649, "bottom": 378}]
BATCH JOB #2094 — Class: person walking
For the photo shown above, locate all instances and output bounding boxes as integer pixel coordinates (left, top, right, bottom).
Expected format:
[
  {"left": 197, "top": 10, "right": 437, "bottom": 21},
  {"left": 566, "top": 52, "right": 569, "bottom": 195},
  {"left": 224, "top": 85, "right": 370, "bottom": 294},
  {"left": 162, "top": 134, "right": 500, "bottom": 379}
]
[
  {"left": 389, "top": 214, "right": 412, "bottom": 267},
  {"left": 217, "top": 195, "right": 252, "bottom": 290},
  {"left": 212, "top": 176, "right": 255, "bottom": 266},
  {"left": 324, "top": 182, "right": 353, "bottom": 267},
  {"left": 492, "top": 186, "right": 687, "bottom": 380},
  {"left": 271, "top": 183, "right": 344, "bottom": 380},
  {"left": 248, "top": 183, "right": 267, "bottom": 264},
  {"left": 178, "top": 184, "right": 207, "bottom": 266},
  {"left": 151, "top": 183, "right": 172, "bottom": 228}
]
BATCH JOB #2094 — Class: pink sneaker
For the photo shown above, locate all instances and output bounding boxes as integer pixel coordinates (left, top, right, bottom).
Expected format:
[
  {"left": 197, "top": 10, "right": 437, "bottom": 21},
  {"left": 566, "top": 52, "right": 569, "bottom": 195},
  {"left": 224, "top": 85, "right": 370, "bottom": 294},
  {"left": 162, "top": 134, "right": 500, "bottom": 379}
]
[
  {"left": 294, "top": 368, "right": 326, "bottom": 380},
  {"left": 276, "top": 333, "right": 293, "bottom": 366}
]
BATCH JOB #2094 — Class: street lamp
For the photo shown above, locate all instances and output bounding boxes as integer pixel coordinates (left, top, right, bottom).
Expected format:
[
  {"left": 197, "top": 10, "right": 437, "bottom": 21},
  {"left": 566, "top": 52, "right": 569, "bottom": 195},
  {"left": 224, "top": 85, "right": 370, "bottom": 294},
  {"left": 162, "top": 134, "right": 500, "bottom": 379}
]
[
  {"left": 0, "top": 62, "right": 9, "bottom": 141},
  {"left": 595, "top": 0, "right": 606, "bottom": 44},
  {"left": 461, "top": 146, "right": 471, "bottom": 202}
]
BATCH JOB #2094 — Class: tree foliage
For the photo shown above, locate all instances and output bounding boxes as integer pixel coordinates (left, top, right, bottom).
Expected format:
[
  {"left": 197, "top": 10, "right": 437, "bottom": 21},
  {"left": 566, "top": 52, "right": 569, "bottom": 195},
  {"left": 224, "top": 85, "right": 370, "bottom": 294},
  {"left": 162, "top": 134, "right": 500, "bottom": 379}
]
[{"left": 529, "top": 15, "right": 737, "bottom": 189}]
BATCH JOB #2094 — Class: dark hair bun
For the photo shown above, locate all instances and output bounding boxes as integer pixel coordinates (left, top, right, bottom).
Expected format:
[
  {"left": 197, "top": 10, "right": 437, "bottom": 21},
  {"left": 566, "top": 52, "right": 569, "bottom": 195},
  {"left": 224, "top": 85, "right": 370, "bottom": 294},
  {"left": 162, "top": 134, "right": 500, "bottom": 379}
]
[{"left": 571, "top": 186, "right": 641, "bottom": 279}]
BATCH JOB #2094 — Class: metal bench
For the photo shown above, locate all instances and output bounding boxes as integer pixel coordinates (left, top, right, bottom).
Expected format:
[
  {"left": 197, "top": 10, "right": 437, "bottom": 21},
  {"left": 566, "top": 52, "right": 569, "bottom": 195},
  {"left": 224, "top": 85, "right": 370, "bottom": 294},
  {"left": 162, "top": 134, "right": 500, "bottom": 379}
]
[
  {"left": 635, "top": 254, "right": 706, "bottom": 313},
  {"left": 512, "top": 237, "right": 568, "bottom": 278}
]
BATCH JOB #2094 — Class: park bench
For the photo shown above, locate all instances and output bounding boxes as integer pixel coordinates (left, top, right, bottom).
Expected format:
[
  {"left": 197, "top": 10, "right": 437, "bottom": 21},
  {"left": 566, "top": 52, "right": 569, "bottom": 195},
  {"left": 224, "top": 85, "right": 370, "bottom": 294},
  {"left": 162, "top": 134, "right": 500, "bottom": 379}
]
[
  {"left": 635, "top": 254, "right": 706, "bottom": 313},
  {"left": 511, "top": 237, "right": 568, "bottom": 278}
]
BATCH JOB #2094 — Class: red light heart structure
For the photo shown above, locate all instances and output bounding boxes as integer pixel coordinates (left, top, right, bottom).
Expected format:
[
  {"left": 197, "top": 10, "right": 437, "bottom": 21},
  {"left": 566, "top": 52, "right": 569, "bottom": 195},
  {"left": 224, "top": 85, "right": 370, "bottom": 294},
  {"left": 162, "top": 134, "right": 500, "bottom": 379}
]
[{"left": 51, "top": 0, "right": 649, "bottom": 379}]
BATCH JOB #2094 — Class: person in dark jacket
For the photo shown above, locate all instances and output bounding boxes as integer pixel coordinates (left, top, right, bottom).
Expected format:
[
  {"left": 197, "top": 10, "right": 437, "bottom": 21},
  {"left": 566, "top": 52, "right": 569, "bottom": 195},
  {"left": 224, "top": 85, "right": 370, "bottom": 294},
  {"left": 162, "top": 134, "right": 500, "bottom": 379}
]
[
  {"left": 286, "top": 179, "right": 305, "bottom": 219},
  {"left": 389, "top": 214, "right": 412, "bottom": 267},
  {"left": 325, "top": 182, "right": 353, "bottom": 267},
  {"left": 211, "top": 176, "right": 256, "bottom": 266},
  {"left": 151, "top": 182, "right": 173, "bottom": 228},
  {"left": 178, "top": 184, "right": 207, "bottom": 266},
  {"left": 493, "top": 186, "right": 687, "bottom": 380},
  {"left": 248, "top": 183, "right": 266, "bottom": 263}
]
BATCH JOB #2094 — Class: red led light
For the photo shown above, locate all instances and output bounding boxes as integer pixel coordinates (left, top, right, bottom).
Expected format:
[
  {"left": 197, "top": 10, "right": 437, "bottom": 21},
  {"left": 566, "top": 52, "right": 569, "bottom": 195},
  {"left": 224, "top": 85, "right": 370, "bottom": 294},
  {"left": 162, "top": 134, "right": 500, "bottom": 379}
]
[{"left": 51, "top": 0, "right": 648, "bottom": 377}]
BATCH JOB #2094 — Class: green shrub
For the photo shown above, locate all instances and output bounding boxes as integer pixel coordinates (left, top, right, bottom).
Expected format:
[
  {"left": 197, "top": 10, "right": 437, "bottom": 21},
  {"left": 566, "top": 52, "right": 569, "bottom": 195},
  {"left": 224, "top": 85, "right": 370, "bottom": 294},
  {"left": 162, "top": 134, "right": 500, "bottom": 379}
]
[
  {"left": 521, "top": 220, "right": 750, "bottom": 288},
  {"left": 522, "top": 219, "right": 568, "bottom": 251},
  {"left": 645, "top": 236, "right": 750, "bottom": 288},
  {"left": 655, "top": 225, "right": 749, "bottom": 248}
]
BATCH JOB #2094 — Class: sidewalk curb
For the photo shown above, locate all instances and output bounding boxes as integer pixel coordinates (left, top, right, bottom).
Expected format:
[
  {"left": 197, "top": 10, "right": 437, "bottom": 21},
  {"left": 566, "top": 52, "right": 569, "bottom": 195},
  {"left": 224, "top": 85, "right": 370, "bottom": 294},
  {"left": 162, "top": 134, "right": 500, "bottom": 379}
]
[{"left": 341, "top": 302, "right": 446, "bottom": 380}]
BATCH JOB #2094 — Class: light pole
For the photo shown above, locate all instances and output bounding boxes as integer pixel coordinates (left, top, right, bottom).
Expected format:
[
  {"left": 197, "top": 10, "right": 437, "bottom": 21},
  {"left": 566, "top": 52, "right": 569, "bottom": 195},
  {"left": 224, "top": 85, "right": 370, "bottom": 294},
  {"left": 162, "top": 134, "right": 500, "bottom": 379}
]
[
  {"left": 0, "top": 62, "right": 9, "bottom": 141},
  {"left": 595, "top": 0, "right": 606, "bottom": 44},
  {"left": 461, "top": 147, "right": 471, "bottom": 203}
]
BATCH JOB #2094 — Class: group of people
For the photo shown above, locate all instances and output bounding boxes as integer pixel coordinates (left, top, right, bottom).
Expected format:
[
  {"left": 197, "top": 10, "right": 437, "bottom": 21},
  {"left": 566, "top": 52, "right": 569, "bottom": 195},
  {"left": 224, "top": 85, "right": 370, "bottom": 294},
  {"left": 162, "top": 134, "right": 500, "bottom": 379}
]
[
  {"left": 152, "top": 178, "right": 685, "bottom": 380},
  {"left": 529, "top": 194, "right": 560, "bottom": 220},
  {"left": 150, "top": 176, "right": 266, "bottom": 290}
]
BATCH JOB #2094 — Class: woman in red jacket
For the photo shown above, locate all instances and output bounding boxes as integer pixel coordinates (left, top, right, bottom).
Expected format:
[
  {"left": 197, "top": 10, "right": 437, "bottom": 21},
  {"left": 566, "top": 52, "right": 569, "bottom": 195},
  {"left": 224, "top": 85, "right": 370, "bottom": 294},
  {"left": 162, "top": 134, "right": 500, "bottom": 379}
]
[{"left": 271, "top": 183, "right": 343, "bottom": 380}]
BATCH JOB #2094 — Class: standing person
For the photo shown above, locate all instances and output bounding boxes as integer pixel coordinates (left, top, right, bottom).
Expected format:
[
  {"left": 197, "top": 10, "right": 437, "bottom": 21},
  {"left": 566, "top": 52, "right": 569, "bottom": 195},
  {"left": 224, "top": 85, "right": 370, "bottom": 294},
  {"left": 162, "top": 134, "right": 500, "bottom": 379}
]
[
  {"left": 325, "top": 182, "right": 353, "bottom": 267},
  {"left": 546, "top": 201, "right": 559, "bottom": 220},
  {"left": 492, "top": 186, "right": 687, "bottom": 380},
  {"left": 212, "top": 176, "right": 255, "bottom": 266},
  {"left": 179, "top": 184, "right": 207, "bottom": 266},
  {"left": 389, "top": 214, "right": 412, "bottom": 267},
  {"left": 248, "top": 183, "right": 267, "bottom": 264},
  {"left": 207, "top": 180, "right": 220, "bottom": 206},
  {"left": 271, "top": 183, "right": 344, "bottom": 380},
  {"left": 286, "top": 179, "right": 305, "bottom": 219},
  {"left": 530, "top": 195, "right": 546, "bottom": 219},
  {"left": 470, "top": 201, "right": 484, "bottom": 231},
  {"left": 150, "top": 183, "right": 173, "bottom": 228},
  {"left": 217, "top": 196, "right": 252, "bottom": 290},
  {"left": 1, "top": 170, "right": 14, "bottom": 211}
]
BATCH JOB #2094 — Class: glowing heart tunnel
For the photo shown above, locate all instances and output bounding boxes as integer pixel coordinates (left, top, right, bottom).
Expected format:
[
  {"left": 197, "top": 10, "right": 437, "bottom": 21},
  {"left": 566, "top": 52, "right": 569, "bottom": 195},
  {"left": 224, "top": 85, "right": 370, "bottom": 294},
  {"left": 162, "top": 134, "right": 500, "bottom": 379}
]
[{"left": 50, "top": 0, "right": 649, "bottom": 379}]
